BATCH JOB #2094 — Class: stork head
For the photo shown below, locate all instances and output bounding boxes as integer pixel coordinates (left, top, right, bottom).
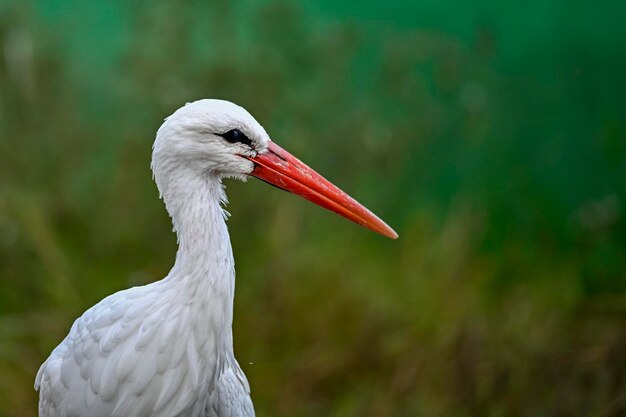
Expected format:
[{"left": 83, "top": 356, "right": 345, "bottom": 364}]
[
  {"left": 152, "top": 99, "right": 397, "bottom": 239},
  {"left": 153, "top": 99, "right": 268, "bottom": 183}
]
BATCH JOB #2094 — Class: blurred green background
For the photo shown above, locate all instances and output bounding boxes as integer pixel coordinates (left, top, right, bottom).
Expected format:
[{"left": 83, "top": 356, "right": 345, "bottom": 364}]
[{"left": 1, "top": 0, "right": 625, "bottom": 416}]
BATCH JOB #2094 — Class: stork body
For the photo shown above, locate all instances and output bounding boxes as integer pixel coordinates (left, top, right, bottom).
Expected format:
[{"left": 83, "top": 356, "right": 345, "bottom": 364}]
[{"left": 35, "top": 99, "right": 397, "bottom": 417}]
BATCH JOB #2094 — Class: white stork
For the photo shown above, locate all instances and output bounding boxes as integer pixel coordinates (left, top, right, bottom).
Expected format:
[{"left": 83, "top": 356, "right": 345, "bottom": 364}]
[{"left": 35, "top": 99, "right": 397, "bottom": 417}]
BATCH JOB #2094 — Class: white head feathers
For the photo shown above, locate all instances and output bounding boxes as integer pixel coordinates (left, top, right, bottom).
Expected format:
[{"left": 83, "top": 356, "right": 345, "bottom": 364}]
[{"left": 152, "top": 99, "right": 271, "bottom": 197}]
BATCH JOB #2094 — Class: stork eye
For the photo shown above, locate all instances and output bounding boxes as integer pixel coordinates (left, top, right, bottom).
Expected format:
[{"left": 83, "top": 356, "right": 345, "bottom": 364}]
[{"left": 220, "top": 129, "right": 252, "bottom": 146}]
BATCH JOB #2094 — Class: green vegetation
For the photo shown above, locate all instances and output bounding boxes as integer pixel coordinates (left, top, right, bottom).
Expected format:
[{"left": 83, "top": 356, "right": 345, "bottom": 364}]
[{"left": 1, "top": 1, "right": 625, "bottom": 416}]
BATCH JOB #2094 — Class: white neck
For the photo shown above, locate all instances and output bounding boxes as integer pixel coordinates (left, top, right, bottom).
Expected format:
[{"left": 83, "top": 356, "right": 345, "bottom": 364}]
[{"left": 160, "top": 172, "right": 236, "bottom": 340}]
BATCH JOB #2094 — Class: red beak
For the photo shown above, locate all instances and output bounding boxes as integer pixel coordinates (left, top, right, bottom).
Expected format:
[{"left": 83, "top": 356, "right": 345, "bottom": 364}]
[{"left": 245, "top": 141, "right": 398, "bottom": 239}]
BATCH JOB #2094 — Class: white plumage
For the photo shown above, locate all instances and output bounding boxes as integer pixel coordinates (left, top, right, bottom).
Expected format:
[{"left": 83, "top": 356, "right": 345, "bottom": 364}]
[{"left": 35, "top": 99, "right": 397, "bottom": 417}]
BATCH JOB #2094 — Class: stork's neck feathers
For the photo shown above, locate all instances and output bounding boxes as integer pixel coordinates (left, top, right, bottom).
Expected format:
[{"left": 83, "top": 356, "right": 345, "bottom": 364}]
[
  {"left": 158, "top": 171, "right": 235, "bottom": 325},
  {"left": 167, "top": 174, "right": 231, "bottom": 268}
]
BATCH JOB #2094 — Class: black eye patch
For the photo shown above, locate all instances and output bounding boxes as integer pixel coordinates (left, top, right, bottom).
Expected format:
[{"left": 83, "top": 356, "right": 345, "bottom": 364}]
[{"left": 219, "top": 129, "right": 253, "bottom": 147}]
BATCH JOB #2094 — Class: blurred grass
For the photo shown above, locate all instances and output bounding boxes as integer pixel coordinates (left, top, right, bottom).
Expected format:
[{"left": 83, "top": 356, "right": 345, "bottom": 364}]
[{"left": 1, "top": 1, "right": 626, "bottom": 416}]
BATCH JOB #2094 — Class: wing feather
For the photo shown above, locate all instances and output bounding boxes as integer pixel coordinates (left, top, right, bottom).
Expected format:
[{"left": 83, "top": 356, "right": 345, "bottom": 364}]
[{"left": 36, "top": 281, "right": 254, "bottom": 417}]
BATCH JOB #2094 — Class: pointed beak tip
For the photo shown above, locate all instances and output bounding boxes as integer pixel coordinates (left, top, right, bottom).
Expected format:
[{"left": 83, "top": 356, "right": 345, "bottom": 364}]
[{"left": 378, "top": 225, "right": 399, "bottom": 240}]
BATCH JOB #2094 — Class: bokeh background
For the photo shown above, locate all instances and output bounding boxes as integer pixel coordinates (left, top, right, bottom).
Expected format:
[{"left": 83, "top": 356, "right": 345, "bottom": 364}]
[{"left": 1, "top": 1, "right": 625, "bottom": 416}]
